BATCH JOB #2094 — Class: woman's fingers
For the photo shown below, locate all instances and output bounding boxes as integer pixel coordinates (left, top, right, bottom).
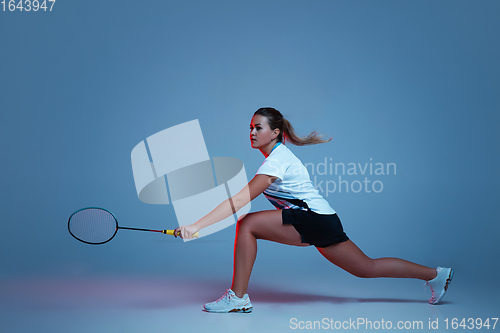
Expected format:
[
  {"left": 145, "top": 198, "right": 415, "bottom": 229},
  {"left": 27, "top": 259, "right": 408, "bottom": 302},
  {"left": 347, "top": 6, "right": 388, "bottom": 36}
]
[
  {"left": 181, "top": 227, "right": 193, "bottom": 240},
  {"left": 174, "top": 225, "right": 196, "bottom": 239},
  {"left": 174, "top": 227, "right": 183, "bottom": 238}
]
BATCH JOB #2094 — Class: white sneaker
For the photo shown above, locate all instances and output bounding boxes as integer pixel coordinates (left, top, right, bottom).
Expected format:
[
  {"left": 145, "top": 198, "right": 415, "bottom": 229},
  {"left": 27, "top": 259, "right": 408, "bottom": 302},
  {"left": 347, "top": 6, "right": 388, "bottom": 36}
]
[
  {"left": 203, "top": 289, "right": 253, "bottom": 313},
  {"left": 425, "top": 267, "right": 454, "bottom": 304}
]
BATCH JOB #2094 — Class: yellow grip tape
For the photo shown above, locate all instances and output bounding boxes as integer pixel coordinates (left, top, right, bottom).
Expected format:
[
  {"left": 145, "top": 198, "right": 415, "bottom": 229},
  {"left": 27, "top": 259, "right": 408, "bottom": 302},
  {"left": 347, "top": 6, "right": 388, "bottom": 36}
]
[{"left": 163, "top": 229, "right": 199, "bottom": 238}]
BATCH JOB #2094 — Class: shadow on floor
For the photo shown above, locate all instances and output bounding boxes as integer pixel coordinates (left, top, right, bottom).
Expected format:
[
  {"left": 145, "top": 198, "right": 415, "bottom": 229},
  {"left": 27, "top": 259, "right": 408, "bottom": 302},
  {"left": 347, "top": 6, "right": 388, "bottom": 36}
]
[{"left": 0, "top": 277, "right": 434, "bottom": 311}]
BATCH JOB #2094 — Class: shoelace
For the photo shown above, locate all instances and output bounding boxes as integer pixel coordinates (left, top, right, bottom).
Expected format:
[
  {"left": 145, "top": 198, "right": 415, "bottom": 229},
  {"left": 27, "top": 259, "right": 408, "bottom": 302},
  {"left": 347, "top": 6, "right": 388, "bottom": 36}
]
[
  {"left": 423, "top": 281, "right": 438, "bottom": 301},
  {"left": 423, "top": 269, "right": 440, "bottom": 291},
  {"left": 214, "top": 289, "right": 233, "bottom": 304}
]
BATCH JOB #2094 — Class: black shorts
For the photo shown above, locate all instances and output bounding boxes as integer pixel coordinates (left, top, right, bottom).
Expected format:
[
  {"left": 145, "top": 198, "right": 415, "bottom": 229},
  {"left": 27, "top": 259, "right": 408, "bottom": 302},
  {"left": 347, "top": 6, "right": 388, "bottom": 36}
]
[{"left": 282, "top": 209, "right": 349, "bottom": 248}]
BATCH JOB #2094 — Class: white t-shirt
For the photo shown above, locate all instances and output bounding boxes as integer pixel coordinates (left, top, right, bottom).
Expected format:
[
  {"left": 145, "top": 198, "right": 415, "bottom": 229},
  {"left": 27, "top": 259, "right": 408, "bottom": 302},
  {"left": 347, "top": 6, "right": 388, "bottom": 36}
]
[{"left": 256, "top": 143, "right": 336, "bottom": 214}]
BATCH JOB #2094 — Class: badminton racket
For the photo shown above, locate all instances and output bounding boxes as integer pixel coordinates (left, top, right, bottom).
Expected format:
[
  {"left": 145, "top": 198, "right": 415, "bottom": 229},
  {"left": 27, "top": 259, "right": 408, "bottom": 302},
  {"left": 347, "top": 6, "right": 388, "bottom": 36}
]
[{"left": 68, "top": 207, "right": 198, "bottom": 245}]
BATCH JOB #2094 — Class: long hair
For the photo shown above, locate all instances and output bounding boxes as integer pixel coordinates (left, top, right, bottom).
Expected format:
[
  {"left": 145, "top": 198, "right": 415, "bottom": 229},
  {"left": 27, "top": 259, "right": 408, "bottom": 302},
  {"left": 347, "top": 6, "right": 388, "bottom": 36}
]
[{"left": 254, "top": 107, "right": 331, "bottom": 146}]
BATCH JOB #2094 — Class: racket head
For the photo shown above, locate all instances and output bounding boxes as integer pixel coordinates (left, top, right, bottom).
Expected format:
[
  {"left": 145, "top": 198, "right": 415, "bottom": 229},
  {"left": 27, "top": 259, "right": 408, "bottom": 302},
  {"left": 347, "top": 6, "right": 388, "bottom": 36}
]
[{"left": 68, "top": 207, "right": 119, "bottom": 245}]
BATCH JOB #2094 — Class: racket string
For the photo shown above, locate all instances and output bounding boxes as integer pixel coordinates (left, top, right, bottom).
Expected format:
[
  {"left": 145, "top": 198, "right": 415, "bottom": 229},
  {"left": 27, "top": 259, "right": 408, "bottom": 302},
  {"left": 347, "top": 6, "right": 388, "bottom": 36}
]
[{"left": 69, "top": 208, "right": 117, "bottom": 244}]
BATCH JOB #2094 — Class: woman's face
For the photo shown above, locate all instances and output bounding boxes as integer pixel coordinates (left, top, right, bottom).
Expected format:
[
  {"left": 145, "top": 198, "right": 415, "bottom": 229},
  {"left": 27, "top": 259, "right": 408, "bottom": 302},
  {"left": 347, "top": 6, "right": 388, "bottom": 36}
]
[{"left": 250, "top": 115, "right": 277, "bottom": 149}]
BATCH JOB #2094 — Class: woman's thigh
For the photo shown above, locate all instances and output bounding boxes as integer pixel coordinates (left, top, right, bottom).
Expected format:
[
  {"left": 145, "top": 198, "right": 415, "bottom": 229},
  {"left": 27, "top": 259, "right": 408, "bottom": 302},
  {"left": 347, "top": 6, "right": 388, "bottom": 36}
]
[
  {"left": 238, "top": 210, "right": 310, "bottom": 247},
  {"left": 316, "top": 240, "right": 374, "bottom": 277}
]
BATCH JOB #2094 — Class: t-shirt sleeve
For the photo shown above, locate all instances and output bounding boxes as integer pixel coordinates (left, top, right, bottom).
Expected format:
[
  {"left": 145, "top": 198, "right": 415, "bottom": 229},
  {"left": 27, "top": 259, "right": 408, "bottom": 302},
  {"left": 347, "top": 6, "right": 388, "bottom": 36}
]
[{"left": 256, "top": 157, "right": 287, "bottom": 179}]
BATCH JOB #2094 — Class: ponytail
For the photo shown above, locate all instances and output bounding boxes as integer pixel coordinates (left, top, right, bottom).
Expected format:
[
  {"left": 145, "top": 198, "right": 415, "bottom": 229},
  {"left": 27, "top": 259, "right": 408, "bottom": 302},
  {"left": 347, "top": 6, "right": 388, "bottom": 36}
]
[{"left": 254, "top": 107, "right": 331, "bottom": 146}]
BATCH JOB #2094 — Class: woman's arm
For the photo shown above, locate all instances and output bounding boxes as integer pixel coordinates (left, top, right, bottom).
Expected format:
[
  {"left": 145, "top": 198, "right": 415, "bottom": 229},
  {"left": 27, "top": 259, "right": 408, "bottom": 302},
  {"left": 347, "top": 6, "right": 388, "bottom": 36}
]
[{"left": 175, "top": 174, "right": 277, "bottom": 239}]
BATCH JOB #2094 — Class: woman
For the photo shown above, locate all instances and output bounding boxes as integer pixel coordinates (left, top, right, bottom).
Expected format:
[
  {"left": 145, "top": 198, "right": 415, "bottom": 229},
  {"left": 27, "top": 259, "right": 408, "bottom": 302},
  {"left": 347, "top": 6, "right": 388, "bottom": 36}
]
[{"left": 175, "top": 107, "right": 453, "bottom": 313}]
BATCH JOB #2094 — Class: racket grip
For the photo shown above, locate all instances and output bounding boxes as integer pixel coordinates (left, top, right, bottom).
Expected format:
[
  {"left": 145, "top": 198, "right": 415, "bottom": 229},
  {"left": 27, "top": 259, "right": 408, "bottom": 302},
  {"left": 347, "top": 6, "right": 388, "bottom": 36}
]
[{"left": 163, "top": 230, "right": 199, "bottom": 239}]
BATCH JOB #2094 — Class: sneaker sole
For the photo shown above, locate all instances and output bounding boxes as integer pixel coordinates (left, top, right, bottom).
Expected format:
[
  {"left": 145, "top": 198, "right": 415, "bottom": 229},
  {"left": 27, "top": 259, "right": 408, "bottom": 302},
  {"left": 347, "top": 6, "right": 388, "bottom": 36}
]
[
  {"left": 229, "top": 307, "right": 253, "bottom": 313},
  {"left": 204, "top": 307, "right": 253, "bottom": 313}
]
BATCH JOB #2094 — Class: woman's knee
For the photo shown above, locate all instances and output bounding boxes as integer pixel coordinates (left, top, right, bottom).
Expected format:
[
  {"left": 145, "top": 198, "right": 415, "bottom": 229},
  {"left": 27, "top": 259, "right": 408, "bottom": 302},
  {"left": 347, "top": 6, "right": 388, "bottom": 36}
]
[
  {"left": 349, "top": 260, "right": 377, "bottom": 278},
  {"left": 236, "top": 213, "right": 256, "bottom": 234}
]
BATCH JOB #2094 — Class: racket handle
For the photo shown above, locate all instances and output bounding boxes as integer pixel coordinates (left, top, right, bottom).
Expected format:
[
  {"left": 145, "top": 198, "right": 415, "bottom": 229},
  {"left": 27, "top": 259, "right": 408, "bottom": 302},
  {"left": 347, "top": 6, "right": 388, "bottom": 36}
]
[{"left": 163, "top": 230, "right": 199, "bottom": 239}]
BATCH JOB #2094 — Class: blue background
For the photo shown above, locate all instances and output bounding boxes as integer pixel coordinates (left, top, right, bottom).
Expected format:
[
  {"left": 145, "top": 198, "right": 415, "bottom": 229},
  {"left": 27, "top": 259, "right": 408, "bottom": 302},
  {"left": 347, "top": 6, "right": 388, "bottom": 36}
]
[{"left": 1, "top": 0, "right": 499, "bottom": 305}]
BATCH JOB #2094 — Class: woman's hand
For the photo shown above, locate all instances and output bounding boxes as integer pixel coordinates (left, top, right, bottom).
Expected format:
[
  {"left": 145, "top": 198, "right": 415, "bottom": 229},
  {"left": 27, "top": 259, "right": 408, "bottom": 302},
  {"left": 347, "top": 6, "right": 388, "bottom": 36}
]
[{"left": 174, "top": 223, "right": 200, "bottom": 240}]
